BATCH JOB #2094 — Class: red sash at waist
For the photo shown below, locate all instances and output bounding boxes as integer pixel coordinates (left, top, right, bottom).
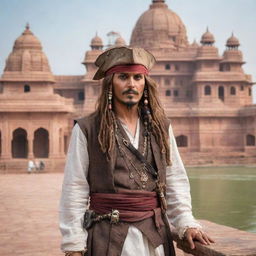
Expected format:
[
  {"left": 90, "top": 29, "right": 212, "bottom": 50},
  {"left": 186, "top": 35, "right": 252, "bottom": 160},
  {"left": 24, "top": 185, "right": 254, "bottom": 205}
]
[{"left": 90, "top": 190, "right": 163, "bottom": 226}]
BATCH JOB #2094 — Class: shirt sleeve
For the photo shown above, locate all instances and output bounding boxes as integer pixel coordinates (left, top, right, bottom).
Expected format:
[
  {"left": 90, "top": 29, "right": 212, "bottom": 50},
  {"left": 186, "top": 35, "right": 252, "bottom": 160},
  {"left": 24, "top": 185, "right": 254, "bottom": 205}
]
[
  {"left": 59, "top": 123, "right": 90, "bottom": 252},
  {"left": 165, "top": 124, "right": 202, "bottom": 239}
]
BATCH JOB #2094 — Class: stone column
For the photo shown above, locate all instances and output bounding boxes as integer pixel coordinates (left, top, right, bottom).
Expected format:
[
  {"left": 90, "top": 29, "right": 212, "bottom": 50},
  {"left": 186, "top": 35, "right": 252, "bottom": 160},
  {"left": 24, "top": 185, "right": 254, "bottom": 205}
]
[
  {"left": 49, "top": 115, "right": 63, "bottom": 158},
  {"left": 59, "top": 127, "right": 65, "bottom": 156},
  {"left": 1, "top": 116, "right": 12, "bottom": 159},
  {"left": 27, "top": 131, "right": 34, "bottom": 159}
]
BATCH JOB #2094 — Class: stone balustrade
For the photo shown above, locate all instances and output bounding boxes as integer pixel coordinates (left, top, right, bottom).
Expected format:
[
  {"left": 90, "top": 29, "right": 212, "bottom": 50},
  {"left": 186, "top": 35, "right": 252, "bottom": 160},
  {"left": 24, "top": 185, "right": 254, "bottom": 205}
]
[{"left": 172, "top": 220, "right": 256, "bottom": 256}]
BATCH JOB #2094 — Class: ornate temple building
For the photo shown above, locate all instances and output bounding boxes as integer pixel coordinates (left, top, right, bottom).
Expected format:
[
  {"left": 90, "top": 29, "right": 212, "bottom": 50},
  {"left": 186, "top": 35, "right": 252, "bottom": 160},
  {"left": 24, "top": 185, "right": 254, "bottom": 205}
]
[{"left": 0, "top": 0, "right": 255, "bottom": 172}]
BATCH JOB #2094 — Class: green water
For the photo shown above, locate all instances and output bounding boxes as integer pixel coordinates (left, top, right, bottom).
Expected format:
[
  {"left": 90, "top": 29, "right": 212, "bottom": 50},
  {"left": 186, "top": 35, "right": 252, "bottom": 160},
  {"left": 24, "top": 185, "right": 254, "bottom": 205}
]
[{"left": 187, "top": 166, "right": 256, "bottom": 233}]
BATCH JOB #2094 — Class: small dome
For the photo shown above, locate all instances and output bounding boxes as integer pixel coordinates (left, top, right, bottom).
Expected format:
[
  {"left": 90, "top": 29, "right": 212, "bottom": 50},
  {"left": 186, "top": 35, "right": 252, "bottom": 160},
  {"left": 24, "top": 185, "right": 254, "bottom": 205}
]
[
  {"left": 200, "top": 28, "right": 215, "bottom": 45},
  {"left": 90, "top": 34, "right": 103, "bottom": 48},
  {"left": 115, "top": 36, "right": 126, "bottom": 46},
  {"left": 14, "top": 24, "right": 42, "bottom": 50},
  {"left": 226, "top": 33, "right": 240, "bottom": 47}
]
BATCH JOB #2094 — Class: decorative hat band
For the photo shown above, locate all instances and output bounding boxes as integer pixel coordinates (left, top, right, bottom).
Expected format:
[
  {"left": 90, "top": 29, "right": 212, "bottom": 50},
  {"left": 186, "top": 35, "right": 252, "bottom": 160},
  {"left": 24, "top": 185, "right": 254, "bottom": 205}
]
[{"left": 105, "top": 64, "right": 149, "bottom": 77}]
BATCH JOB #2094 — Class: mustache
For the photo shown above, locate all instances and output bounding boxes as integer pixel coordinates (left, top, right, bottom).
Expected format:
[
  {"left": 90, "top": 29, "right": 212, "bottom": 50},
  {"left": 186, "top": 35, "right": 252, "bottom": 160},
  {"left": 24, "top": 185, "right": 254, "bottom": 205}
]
[{"left": 122, "top": 89, "right": 139, "bottom": 95}]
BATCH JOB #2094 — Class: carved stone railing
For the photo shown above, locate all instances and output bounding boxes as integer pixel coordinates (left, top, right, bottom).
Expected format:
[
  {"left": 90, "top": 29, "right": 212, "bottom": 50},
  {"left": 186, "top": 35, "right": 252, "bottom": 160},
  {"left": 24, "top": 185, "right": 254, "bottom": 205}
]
[{"left": 172, "top": 220, "right": 256, "bottom": 256}]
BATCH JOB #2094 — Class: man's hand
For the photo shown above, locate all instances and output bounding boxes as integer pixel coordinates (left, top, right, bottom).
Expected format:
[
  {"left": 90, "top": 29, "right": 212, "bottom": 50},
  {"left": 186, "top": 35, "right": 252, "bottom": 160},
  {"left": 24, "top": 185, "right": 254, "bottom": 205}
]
[{"left": 184, "top": 228, "right": 215, "bottom": 250}]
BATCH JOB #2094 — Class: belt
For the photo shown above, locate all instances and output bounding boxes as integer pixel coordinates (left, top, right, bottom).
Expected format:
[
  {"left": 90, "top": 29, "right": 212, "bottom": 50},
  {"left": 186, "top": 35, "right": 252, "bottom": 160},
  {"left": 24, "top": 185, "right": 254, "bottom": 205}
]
[{"left": 83, "top": 190, "right": 164, "bottom": 230}]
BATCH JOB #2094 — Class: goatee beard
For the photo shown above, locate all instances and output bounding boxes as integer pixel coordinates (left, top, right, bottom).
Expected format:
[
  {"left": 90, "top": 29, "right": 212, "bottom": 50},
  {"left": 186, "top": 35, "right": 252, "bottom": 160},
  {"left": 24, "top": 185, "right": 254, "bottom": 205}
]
[{"left": 125, "top": 101, "right": 137, "bottom": 110}]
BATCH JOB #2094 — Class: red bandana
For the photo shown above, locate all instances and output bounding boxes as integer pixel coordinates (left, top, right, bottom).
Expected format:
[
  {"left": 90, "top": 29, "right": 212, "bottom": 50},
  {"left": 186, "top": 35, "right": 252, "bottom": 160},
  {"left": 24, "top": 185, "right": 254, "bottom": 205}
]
[{"left": 105, "top": 64, "right": 149, "bottom": 76}]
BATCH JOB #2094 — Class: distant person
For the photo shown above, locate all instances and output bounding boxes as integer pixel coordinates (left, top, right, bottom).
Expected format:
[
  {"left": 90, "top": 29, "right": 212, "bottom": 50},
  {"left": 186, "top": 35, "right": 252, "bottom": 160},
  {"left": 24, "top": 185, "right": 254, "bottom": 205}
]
[
  {"left": 39, "top": 161, "right": 45, "bottom": 171},
  {"left": 34, "top": 160, "right": 40, "bottom": 172},
  {"left": 27, "top": 160, "right": 35, "bottom": 174}
]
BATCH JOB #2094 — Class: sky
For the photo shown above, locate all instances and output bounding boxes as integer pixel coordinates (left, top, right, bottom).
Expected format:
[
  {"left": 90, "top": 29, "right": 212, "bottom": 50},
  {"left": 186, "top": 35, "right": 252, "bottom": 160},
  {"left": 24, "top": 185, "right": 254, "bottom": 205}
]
[{"left": 0, "top": 0, "right": 255, "bottom": 102}]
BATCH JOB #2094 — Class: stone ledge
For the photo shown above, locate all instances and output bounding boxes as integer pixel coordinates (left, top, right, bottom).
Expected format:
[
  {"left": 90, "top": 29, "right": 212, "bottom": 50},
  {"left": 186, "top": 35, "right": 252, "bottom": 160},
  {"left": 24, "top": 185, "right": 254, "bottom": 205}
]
[{"left": 172, "top": 220, "right": 256, "bottom": 256}]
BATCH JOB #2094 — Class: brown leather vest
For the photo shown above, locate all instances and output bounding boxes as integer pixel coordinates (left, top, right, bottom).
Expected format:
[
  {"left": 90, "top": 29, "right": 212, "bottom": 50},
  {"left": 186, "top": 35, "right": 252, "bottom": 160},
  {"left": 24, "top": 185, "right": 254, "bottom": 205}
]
[{"left": 76, "top": 112, "right": 175, "bottom": 256}]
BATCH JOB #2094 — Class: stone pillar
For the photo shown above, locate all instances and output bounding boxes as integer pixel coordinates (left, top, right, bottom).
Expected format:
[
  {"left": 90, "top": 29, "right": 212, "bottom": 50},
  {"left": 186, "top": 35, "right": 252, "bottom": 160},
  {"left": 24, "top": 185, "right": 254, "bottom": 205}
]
[
  {"left": 49, "top": 115, "right": 64, "bottom": 158},
  {"left": 1, "top": 117, "right": 12, "bottom": 159},
  {"left": 27, "top": 132, "right": 34, "bottom": 159},
  {"left": 59, "top": 128, "right": 65, "bottom": 156}
]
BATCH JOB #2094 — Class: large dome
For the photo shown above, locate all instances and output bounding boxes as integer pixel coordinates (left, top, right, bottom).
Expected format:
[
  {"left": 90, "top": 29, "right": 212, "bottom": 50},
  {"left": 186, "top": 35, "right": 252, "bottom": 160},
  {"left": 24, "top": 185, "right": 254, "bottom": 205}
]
[{"left": 130, "top": 0, "right": 189, "bottom": 50}]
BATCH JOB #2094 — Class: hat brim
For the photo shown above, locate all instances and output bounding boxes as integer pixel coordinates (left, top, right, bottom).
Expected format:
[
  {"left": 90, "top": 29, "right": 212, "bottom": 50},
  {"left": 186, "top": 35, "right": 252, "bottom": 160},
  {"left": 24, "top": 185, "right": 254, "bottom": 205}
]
[{"left": 93, "top": 69, "right": 105, "bottom": 80}]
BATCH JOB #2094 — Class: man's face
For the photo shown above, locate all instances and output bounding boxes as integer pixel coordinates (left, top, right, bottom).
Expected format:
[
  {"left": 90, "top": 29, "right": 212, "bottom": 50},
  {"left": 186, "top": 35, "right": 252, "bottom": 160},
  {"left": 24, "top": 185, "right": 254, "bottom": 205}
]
[{"left": 112, "top": 72, "right": 145, "bottom": 108}]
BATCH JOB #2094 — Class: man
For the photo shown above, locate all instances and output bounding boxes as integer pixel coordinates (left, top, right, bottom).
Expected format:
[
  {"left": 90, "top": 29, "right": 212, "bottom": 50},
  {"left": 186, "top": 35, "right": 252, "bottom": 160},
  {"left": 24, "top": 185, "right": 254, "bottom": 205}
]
[{"left": 59, "top": 46, "right": 214, "bottom": 256}]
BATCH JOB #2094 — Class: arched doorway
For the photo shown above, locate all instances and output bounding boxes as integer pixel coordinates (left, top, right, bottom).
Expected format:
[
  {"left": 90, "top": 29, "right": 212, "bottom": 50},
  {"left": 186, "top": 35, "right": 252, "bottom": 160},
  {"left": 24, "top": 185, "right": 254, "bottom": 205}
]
[
  {"left": 33, "top": 128, "right": 49, "bottom": 158},
  {"left": 12, "top": 128, "right": 28, "bottom": 158},
  {"left": 218, "top": 86, "right": 224, "bottom": 101},
  {"left": 176, "top": 135, "right": 188, "bottom": 147}
]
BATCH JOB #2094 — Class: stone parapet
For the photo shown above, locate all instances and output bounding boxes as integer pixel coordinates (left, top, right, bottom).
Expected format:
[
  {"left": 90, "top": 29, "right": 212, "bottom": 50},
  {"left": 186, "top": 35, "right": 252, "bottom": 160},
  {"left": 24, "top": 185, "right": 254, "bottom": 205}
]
[
  {"left": 165, "top": 106, "right": 241, "bottom": 117},
  {"left": 0, "top": 71, "right": 55, "bottom": 83},
  {"left": 0, "top": 94, "right": 74, "bottom": 113},
  {"left": 173, "top": 220, "right": 256, "bottom": 256},
  {"left": 192, "top": 72, "right": 249, "bottom": 82}
]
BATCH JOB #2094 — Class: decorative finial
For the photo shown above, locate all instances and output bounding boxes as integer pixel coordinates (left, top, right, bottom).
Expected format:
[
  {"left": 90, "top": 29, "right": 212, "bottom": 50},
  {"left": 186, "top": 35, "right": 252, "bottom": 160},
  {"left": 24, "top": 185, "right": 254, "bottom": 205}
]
[
  {"left": 206, "top": 26, "right": 209, "bottom": 32},
  {"left": 152, "top": 0, "right": 165, "bottom": 3},
  {"left": 26, "top": 23, "right": 30, "bottom": 30}
]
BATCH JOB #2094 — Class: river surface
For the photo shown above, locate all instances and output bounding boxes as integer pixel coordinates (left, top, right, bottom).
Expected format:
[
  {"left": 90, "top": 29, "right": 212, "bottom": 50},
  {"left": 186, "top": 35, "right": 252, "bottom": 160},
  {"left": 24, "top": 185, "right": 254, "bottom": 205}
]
[{"left": 187, "top": 166, "right": 256, "bottom": 233}]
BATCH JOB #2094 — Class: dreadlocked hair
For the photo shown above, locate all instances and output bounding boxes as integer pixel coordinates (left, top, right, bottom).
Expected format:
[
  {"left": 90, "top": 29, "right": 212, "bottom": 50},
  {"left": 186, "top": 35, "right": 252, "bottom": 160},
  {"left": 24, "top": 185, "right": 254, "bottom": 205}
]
[
  {"left": 143, "top": 76, "right": 171, "bottom": 165},
  {"left": 96, "top": 75, "right": 116, "bottom": 160},
  {"left": 96, "top": 74, "right": 171, "bottom": 165}
]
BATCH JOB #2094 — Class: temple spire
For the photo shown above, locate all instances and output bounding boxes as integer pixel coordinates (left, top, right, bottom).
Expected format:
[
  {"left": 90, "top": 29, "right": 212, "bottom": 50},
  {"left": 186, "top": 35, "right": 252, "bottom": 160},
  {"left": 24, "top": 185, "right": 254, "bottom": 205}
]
[{"left": 152, "top": 0, "right": 165, "bottom": 2}]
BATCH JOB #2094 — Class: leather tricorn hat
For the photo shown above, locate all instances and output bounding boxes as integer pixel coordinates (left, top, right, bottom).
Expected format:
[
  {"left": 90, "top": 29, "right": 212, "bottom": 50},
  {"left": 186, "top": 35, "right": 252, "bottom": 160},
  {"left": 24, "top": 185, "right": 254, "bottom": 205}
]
[{"left": 93, "top": 46, "right": 156, "bottom": 80}]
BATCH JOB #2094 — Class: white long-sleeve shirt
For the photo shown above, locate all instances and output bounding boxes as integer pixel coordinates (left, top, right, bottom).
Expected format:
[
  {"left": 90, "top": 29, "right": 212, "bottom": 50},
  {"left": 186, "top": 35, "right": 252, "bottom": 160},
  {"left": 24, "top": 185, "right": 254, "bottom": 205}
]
[{"left": 59, "top": 120, "right": 201, "bottom": 255}]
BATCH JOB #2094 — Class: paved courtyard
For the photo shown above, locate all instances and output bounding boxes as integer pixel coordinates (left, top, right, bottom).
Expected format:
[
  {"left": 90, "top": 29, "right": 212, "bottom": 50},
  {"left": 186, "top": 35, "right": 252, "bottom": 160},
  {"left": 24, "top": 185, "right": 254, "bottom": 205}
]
[
  {"left": 2, "top": 172, "right": 256, "bottom": 256},
  {"left": 0, "top": 173, "right": 64, "bottom": 256},
  {"left": 0, "top": 173, "right": 185, "bottom": 256}
]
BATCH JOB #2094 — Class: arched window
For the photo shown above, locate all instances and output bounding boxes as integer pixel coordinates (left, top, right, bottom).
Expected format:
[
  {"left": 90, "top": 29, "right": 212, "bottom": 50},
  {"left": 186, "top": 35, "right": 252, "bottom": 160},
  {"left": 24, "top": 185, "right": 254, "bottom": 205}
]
[
  {"left": 175, "top": 64, "right": 179, "bottom": 71},
  {"left": 33, "top": 128, "right": 49, "bottom": 158},
  {"left": 78, "top": 91, "right": 84, "bottom": 101},
  {"left": 12, "top": 128, "right": 28, "bottom": 158},
  {"left": 165, "top": 64, "right": 171, "bottom": 70},
  {"left": 24, "top": 84, "right": 30, "bottom": 93},
  {"left": 230, "top": 87, "right": 236, "bottom": 95},
  {"left": 225, "top": 64, "right": 231, "bottom": 71},
  {"left": 164, "top": 79, "right": 170, "bottom": 85},
  {"left": 249, "top": 88, "right": 252, "bottom": 96},
  {"left": 165, "top": 90, "right": 171, "bottom": 96},
  {"left": 176, "top": 135, "right": 188, "bottom": 147},
  {"left": 174, "top": 90, "right": 179, "bottom": 97},
  {"left": 218, "top": 86, "right": 224, "bottom": 101},
  {"left": 246, "top": 134, "right": 255, "bottom": 146},
  {"left": 186, "top": 90, "right": 192, "bottom": 98},
  {"left": 204, "top": 85, "right": 211, "bottom": 95}
]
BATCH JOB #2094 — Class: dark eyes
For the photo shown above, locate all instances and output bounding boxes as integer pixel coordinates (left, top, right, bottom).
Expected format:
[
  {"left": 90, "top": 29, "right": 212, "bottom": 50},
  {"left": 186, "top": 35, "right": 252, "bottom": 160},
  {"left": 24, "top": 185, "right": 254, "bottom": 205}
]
[
  {"left": 134, "top": 74, "right": 143, "bottom": 80},
  {"left": 118, "top": 73, "right": 128, "bottom": 80},
  {"left": 117, "top": 73, "right": 143, "bottom": 81}
]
